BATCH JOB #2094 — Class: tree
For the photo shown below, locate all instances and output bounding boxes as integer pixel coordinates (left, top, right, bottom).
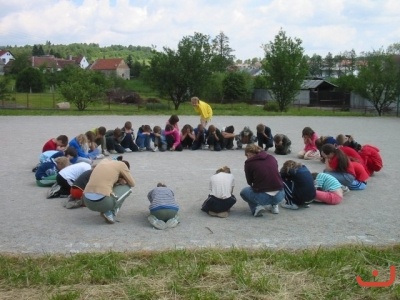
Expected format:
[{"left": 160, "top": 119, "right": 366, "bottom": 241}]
[
  {"left": 0, "top": 76, "right": 11, "bottom": 101},
  {"left": 222, "top": 72, "right": 248, "bottom": 103},
  {"left": 355, "top": 49, "right": 400, "bottom": 116},
  {"left": 331, "top": 74, "right": 358, "bottom": 92},
  {"left": 15, "top": 67, "right": 45, "bottom": 92},
  {"left": 261, "top": 29, "right": 308, "bottom": 111},
  {"left": 323, "top": 52, "right": 335, "bottom": 78},
  {"left": 308, "top": 54, "right": 323, "bottom": 77},
  {"left": 59, "top": 68, "right": 106, "bottom": 111},
  {"left": 211, "top": 31, "right": 235, "bottom": 71},
  {"left": 144, "top": 32, "right": 213, "bottom": 110},
  {"left": 9, "top": 52, "right": 31, "bottom": 75}
]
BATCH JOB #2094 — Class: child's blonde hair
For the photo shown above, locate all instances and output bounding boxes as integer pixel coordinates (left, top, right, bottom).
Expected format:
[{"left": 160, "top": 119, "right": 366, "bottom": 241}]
[
  {"left": 280, "top": 160, "right": 302, "bottom": 175},
  {"left": 216, "top": 166, "right": 231, "bottom": 174},
  {"left": 54, "top": 157, "right": 70, "bottom": 170},
  {"left": 244, "top": 144, "right": 262, "bottom": 156}
]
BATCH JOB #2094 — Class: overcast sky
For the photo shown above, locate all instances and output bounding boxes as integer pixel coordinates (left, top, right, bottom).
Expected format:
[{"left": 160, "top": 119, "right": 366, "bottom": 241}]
[{"left": 1, "top": 0, "right": 399, "bottom": 60}]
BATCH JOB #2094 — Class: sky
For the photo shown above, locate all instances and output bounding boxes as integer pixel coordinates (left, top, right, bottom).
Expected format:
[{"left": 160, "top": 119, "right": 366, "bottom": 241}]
[{"left": 1, "top": 0, "right": 399, "bottom": 60}]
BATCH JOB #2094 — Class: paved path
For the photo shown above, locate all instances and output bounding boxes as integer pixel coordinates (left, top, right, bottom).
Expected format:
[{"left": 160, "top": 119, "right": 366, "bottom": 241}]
[{"left": 0, "top": 115, "right": 398, "bottom": 254}]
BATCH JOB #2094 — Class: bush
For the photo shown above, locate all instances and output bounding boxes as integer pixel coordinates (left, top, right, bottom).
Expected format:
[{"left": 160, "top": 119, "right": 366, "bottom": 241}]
[
  {"left": 263, "top": 101, "right": 280, "bottom": 112},
  {"left": 146, "top": 102, "right": 167, "bottom": 110}
]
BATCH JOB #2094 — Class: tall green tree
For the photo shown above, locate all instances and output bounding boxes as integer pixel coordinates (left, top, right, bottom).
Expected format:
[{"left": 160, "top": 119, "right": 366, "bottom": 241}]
[
  {"left": 211, "top": 31, "right": 235, "bottom": 72},
  {"left": 222, "top": 72, "right": 248, "bottom": 103},
  {"left": 15, "top": 67, "right": 45, "bottom": 92},
  {"left": 0, "top": 76, "right": 11, "bottom": 101},
  {"left": 10, "top": 52, "right": 31, "bottom": 75},
  {"left": 59, "top": 68, "right": 106, "bottom": 111},
  {"left": 308, "top": 54, "right": 323, "bottom": 77},
  {"left": 144, "top": 32, "right": 213, "bottom": 110},
  {"left": 355, "top": 49, "right": 400, "bottom": 116},
  {"left": 261, "top": 29, "right": 308, "bottom": 112},
  {"left": 323, "top": 52, "right": 335, "bottom": 78}
]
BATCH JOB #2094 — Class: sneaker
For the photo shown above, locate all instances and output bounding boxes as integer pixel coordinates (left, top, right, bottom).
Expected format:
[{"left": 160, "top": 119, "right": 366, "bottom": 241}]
[
  {"left": 47, "top": 183, "right": 61, "bottom": 199},
  {"left": 208, "top": 211, "right": 229, "bottom": 218},
  {"left": 209, "top": 145, "right": 215, "bottom": 151},
  {"left": 166, "top": 216, "right": 180, "bottom": 228},
  {"left": 253, "top": 205, "right": 266, "bottom": 217},
  {"left": 109, "top": 150, "right": 118, "bottom": 154},
  {"left": 101, "top": 211, "right": 115, "bottom": 224},
  {"left": 125, "top": 148, "right": 132, "bottom": 153},
  {"left": 65, "top": 198, "right": 83, "bottom": 209},
  {"left": 103, "top": 150, "right": 110, "bottom": 156},
  {"left": 280, "top": 202, "right": 299, "bottom": 210},
  {"left": 153, "top": 147, "right": 158, "bottom": 152},
  {"left": 139, "top": 147, "right": 146, "bottom": 152},
  {"left": 95, "top": 154, "right": 105, "bottom": 159},
  {"left": 342, "top": 186, "right": 350, "bottom": 194},
  {"left": 266, "top": 204, "right": 279, "bottom": 214},
  {"left": 146, "top": 147, "right": 154, "bottom": 151},
  {"left": 148, "top": 215, "right": 167, "bottom": 230}
]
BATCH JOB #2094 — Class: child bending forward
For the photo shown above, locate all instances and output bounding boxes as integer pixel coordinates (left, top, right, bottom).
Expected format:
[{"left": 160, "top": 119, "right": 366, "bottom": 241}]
[
  {"left": 312, "top": 172, "right": 343, "bottom": 205},
  {"left": 147, "top": 183, "right": 180, "bottom": 230}
]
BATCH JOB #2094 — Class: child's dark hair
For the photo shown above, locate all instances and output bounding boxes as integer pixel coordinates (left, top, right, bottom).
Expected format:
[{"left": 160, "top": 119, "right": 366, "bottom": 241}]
[
  {"left": 98, "top": 126, "right": 106, "bottom": 136},
  {"left": 273, "top": 134, "right": 282, "bottom": 144},
  {"left": 321, "top": 144, "right": 349, "bottom": 172},
  {"left": 225, "top": 125, "right": 234, "bottom": 133},
  {"left": 256, "top": 124, "right": 265, "bottom": 133},
  {"left": 64, "top": 146, "right": 77, "bottom": 158},
  {"left": 114, "top": 127, "right": 122, "bottom": 138},
  {"left": 302, "top": 127, "right": 315, "bottom": 138},
  {"left": 122, "top": 160, "right": 130, "bottom": 169},
  {"left": 165, "top": 124, "right": 173, "bottom": 131},
  {"left": 56, "top": 135, "right": 68, "bottom": 146},
  {"left": 208, "top": 125, "right": 216, "bottom": 133},
  {"left": 153, "top": 126, "right": 161, "bottom": 134},
  {"left": 124, "top": 121, "right": 132, "bottom": 130},
  {"left": 168, "top": 115, "right": 179, "bottom": 125},
  {"left": 311, "top": 172, "right": 319, "bottom": 180}
]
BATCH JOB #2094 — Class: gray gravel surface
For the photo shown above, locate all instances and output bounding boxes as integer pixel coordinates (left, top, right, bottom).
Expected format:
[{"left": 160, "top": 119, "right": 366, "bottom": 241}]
[{"left": 0, "top": 115, "right": 399, "bottom": 254}]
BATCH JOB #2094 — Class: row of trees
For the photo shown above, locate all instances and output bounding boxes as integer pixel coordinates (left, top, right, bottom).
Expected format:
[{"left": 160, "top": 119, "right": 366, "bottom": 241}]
[{"left": 1, "top": 32, "right": 400, "bottom": 114}]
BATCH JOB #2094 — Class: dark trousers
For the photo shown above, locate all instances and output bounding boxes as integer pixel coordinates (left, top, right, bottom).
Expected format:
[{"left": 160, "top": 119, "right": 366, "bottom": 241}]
[
  {"left": 207, "top": 136, "right": 222, "bottom": 151},
  {"left": 121, "top": 135, "right": 139, "bottom": 152},
  {"left": 166, "top": 135, "right": 183, "bottom": 151},
  {"left": 56, "top": 173, "right": 71, "bottom": 196},
  {"left": 181, "top": 136, "right": 194, "bottom": 149},
  {"left": 257, "top": 133, "right": 274, "bottom": 150},
  {"left": 201, "top": 195, "right": 237, "bottom": 213}
]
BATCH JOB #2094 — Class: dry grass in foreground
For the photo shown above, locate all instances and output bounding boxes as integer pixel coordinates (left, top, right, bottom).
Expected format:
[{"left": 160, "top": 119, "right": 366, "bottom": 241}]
[{"left": 0, "top": 245, "right": 399, "bottom": 300}]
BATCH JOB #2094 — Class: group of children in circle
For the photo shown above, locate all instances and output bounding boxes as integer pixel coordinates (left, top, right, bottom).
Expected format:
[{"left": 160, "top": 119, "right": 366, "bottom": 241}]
[{"left": 32, "top": 116, "right": 383, "bottom": 228}]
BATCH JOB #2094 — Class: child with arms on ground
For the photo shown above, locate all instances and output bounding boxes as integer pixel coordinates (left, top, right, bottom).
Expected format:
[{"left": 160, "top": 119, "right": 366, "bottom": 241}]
[
  {"left": 298, "top": 126, "right": 320, "bottom": 160},
  {"left": 256, "top": 123, "right": 273, "bottom": 151},
  {"left": 312, "top": 172, "right": 343, "bottom": 205}
]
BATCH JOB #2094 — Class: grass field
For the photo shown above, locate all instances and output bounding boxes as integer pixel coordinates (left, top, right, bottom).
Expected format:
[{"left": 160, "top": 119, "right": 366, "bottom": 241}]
[{"left": 1, "top": 245, "right": 399, "bottom": 299}]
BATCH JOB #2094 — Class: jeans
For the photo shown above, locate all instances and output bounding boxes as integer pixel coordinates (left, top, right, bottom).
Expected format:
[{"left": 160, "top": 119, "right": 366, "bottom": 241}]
[
  {"left": 83, "top": 185, "right": 132, "bottom": 214},
  {"left": 136, "top": 135, "right": 151, "bottom": 149},
  {"left": 240, "top": 187, "right": 284, "bottom": 214},
  {"left": 323, "top": 171, "right": 355, "bottom": 187}
]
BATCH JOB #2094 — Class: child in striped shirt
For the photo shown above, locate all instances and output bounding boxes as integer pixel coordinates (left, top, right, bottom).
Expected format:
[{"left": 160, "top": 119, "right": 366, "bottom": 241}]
[
  {"left": 312, "top": 172, "right": 344, "bottom": 205},
  {"left": 147, "top": 183, "right": 180, "bottom": 230}
]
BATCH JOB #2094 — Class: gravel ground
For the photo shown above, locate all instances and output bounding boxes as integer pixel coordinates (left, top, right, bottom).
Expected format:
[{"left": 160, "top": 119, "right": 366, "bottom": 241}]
[{"left": 0, "top": 115, "right": 399, "bottom": 254}]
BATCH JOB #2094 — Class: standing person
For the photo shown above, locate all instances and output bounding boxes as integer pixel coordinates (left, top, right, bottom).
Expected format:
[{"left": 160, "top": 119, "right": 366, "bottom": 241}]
[
  {"left": 273, "top": 134, "right": 292, "bottom": 155},
  {"left": 190, "top": 96, "right": 213, "bottom": 128},
  {"left": 147, "top": 183, "right": 180, "bottom": 230},
  {"left": 240, "top": 144, "right": 284, "bottom": 217},
  {"left": 298, "top": 126, "right": 320, "bottom": 160},
  {"left": 256, "top": 123, "right": 274, "bottom": 151},
  {"left": 312, "top": 172, "right": 344, "bottom": 205},
  {"left": 83, "top": 159, "right": 135, "bottom": 224},
  {"left": 201, "top": 166, "right": 236, "bottom": 218},
  {"left": 280, "top": 160, "right": 316, "bottom": 210}
]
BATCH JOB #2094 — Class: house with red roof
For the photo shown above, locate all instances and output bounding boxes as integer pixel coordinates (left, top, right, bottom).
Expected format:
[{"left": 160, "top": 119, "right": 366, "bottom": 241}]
[
  {"left": 90, "top": 58, "right": 130, "bottom": 80},
  {"left": 31, "top": 55, "right": 89, "bottom": 72}
]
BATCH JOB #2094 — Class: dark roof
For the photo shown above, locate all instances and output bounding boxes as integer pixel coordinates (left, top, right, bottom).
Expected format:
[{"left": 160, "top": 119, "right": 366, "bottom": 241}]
[{"left": 301, "top": 79, "right": 337, "bottom": 89}]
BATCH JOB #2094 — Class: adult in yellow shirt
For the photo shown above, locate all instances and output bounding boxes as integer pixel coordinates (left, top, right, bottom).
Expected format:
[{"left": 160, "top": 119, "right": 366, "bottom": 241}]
[{"left": 191, "top": 96, "right": 213, "bottom": 128}]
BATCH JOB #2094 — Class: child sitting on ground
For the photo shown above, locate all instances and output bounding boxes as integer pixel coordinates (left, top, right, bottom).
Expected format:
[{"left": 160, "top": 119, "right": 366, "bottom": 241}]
[
  {"left": 273, "top": 134, "right": 292, "bottom": 155},
  {"left": 256, "top": 123, "right": 273, "bottom": 151},
  {"left": 280, "top": 160, "right": 316, "bottom": 210},
  {"left": 298, "top": 127, "right": 320, "bottom": 160},
  {"left": 136, "top": 125, "right": 154, "bottom": 151},
  {"left": 235, "top": 126, "right": 257, "bottom": 149},
  {"left": 152, "top": 125, "right": 167, "bottom": 152},
  {"left": 35, "top": 157, "right": 70, "bottom": 187},
  {"left": 42, "top": 135, "right": 69, "bottom": 152},
  {"left": 312, "top": 172, "right": 343, "bottom": 205},
  {"left": 147, "top": 183, "right": 180, "bottom": 230}
]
